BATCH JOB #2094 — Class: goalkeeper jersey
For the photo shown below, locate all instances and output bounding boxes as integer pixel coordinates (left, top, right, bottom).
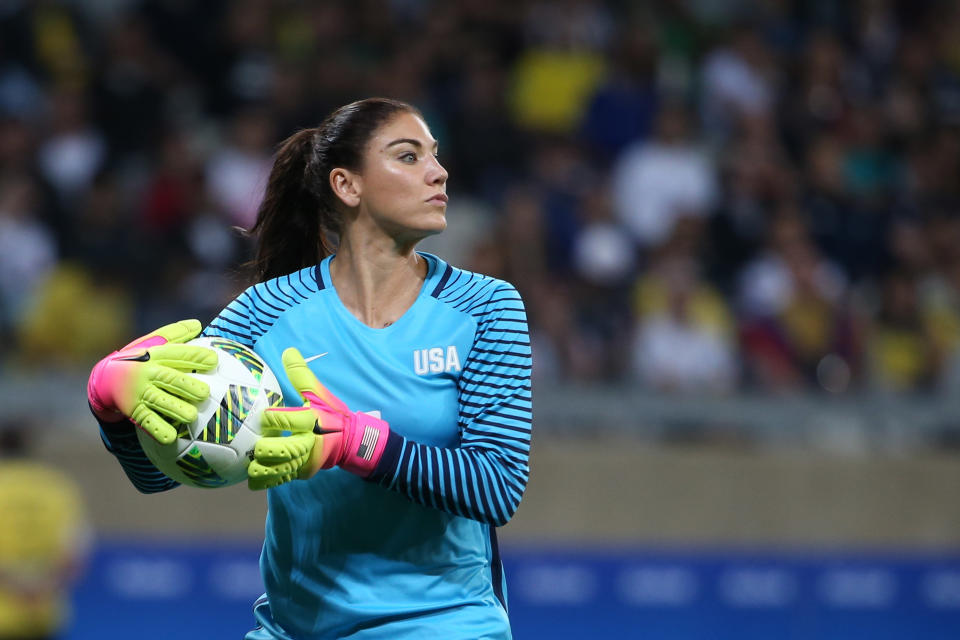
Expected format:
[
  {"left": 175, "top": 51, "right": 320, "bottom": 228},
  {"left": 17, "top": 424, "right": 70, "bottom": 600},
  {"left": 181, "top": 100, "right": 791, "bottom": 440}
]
[{"left": 99, "top": 252, "right": 532, "bottom": 640}]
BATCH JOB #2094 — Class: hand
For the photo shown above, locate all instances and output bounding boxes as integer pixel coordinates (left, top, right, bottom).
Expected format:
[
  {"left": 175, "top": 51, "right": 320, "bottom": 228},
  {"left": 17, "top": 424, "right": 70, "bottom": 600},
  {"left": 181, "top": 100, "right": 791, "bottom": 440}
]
[
  {"left": 87, "top": 319, "right": 217, "bottom": 444},
  {"left": 247, "top": 347, "right": 391, "bottom": 490}
]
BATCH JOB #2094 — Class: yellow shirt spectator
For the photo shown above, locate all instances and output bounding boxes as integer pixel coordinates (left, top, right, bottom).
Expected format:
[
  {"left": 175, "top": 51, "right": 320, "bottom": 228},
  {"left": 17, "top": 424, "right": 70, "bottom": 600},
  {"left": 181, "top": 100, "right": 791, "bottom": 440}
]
[
  {"left": 509, "top": 49, "right": 606, "bottom": 133},
  {"left": 0, "top": 457, "right": 89, "bottom": 639}
]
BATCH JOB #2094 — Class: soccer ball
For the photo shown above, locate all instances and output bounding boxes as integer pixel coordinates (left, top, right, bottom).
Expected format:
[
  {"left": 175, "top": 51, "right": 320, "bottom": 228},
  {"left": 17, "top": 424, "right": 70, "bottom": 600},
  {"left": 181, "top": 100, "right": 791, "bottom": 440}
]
[{"left": 136, "top": 337, "right": 284, "bottom": 488}]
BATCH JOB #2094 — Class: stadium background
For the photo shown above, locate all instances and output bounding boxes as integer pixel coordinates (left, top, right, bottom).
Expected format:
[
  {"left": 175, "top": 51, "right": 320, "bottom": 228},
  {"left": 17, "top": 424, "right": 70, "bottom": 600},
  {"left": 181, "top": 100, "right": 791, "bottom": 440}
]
[{"left": 2, "top": 0, "right": 960, "bottom": 637}]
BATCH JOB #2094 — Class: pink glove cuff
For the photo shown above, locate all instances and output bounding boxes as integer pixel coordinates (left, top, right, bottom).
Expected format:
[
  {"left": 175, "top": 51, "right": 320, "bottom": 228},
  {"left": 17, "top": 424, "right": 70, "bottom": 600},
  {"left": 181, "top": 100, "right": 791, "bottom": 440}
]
[
  {"left": 87, "top": 352, "right": 121, "bottom": 420},
  {"left": 340, "top": 413, "right": 390, "bottom": 478}
]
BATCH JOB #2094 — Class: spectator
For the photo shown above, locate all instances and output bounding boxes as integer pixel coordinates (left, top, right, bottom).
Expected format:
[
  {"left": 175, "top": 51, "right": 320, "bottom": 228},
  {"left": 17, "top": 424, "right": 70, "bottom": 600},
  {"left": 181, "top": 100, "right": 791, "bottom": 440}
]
[
  {"left": 572, "top": 188, "right": 636, "bottom": 289},
  {"left": 738, "top": 208, "right": 857, "bottom": 391},
  {"left": 709, "top": 113, "right": 796, "bottom": 290},
  {"left": 927, "top": 254, "right": 960, "bottom": 391},
  {"left": 866, "top": 269, "right": 941, "bottom": 392},
  {"left": 0, "top": 60, "right": 43, "bottom": 123},
  {"left": 205, "top": 107, "right": 274, "bottom": 229},
  {"left": 579, "top": 20, "right": 659, "bottom": 163},
  {"left": 15, "top": 261, "right": 134, "bottom": 369},
  {"left": 0, "top": 423, "right": 90, "bottom": 640},
  {"left": 507, "top": 1, "right": 609, "bottom": 134},
  {"left": 699, "top": 20, "right": 777, "bottom": 145},
  {"left": 571, "top": 187, "right": 636, "bottom": 377},
  {"left": 91, "top": 14, "right": 167, "bottom": 158},
  {"left": 499, "top": 184, "right": 549, "bottom": 294},
  {"left": 0, "top": 174, "right": 57, "bottom": 347},
  {"left": 526, "top": 137, "right": 597, "bottom": 275},
  {"left": 140, "top": 128, "right": 205, "bottom": 241},
  {"left": 780, "top": 30, "right": 851, "bottom": 153},
  {"left": 528, "top": 279, "right": 607, "bottom": 382},
  {"left": 631, "top": 246, "right": 738, "bottom": 394},
  {"left": 446, "top": 50, "right": 523, "bottom": 196},
  {"left": 36, "top": 88, "right": 106, "bottom": 207},
  {"left": 612, "top": 99, "right": 718, "bottom": 248}
]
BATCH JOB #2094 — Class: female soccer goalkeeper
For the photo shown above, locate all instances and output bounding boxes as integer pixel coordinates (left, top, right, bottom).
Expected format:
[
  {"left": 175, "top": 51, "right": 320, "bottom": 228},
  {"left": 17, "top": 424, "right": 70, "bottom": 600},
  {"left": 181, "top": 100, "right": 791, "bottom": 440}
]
[{"left": 87, "top": 98, "right": 532, "bottom": 639}]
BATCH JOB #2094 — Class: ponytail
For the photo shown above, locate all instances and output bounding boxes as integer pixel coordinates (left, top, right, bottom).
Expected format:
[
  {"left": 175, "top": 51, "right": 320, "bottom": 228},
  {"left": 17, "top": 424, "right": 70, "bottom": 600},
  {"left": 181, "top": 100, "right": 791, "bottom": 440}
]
[
  {"left": 247, "top": 129, "right": 332, "bottom": 283},
  {"left": 247, "top": 97, "right": 422, "bottom": 284}
]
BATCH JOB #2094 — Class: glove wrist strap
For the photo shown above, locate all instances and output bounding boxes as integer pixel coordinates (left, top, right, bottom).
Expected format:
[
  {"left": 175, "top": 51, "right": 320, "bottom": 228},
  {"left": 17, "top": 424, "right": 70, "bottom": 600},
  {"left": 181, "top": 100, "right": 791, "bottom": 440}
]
[{"left": 340, "top": 414, "right": 390, "bottom": 478}]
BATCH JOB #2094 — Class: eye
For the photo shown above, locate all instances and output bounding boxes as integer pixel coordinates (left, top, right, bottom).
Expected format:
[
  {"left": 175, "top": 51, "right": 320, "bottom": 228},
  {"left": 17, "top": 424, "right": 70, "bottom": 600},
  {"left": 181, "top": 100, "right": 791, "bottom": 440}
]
[{"left": 399, "top": 151, "right": 417, "bottom": 163}]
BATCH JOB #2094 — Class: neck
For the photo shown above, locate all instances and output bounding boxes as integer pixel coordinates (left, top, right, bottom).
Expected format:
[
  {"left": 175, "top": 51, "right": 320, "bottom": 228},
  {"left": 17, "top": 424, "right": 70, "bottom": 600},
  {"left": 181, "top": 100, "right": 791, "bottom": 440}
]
[{"left": 330, "top": 231, "right": 427, "bottom": 328}]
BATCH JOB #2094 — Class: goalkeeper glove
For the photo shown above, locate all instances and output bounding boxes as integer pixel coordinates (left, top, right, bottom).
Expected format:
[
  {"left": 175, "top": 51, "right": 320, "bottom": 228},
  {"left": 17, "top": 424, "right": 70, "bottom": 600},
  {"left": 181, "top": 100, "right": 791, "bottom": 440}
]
[
  {"left": 87, "top": 319, "right": 217, "bottom": 444},
  {"left": 247, "top": 347, "right": 391, "bottom": 490}
]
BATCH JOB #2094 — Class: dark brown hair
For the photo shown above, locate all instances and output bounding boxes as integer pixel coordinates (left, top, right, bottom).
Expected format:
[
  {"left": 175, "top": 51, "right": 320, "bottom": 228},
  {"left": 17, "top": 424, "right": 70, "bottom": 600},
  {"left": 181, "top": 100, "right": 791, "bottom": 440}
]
[{"left": 247, "top": 98, "right": 421, "bottom": 283}]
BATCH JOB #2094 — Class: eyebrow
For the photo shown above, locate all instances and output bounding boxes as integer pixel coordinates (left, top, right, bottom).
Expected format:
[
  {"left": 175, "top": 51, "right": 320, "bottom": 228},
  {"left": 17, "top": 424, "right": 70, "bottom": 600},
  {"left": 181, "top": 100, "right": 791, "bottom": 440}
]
[{"left": 384, "top": 137, "right": 439, "bottom": 151}]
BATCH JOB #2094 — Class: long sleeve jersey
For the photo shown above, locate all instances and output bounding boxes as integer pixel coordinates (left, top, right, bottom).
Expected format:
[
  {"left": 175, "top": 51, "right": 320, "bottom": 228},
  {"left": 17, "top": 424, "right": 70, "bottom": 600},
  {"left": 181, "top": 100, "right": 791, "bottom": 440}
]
[{"left": 99, "top": 252, "right": 533, "bottom": 639}]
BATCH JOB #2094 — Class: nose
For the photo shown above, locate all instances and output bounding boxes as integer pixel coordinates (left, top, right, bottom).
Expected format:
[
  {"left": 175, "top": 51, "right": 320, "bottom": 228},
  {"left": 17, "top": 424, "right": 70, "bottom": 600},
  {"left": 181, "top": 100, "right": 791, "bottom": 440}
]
[{"left": 427, "top": 155, "right": 448, "bottom": 186}]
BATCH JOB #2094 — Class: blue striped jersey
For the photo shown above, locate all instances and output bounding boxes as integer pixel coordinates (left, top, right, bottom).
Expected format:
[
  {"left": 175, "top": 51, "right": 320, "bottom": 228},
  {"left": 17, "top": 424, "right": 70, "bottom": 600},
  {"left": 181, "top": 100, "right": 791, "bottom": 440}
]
[{"left": 98, "top": 252, "right": 532, "bottom": 640}]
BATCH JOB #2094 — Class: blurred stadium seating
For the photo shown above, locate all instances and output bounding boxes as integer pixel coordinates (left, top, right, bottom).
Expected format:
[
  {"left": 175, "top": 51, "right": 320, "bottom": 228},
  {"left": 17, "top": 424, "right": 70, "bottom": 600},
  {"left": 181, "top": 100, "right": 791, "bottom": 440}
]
[{"left": 3, "top": 0, "right": 960, "bottom": 637}]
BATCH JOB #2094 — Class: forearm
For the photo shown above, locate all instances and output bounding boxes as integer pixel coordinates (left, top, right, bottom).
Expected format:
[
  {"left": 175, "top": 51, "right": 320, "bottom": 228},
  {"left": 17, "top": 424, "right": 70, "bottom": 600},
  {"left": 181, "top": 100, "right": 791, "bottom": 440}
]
[
  {"left": 368, "top": 431, "right": 529, "bottom": 527},
  {"left": 95, "top": 411, "right": 179, "bottom": 494}
]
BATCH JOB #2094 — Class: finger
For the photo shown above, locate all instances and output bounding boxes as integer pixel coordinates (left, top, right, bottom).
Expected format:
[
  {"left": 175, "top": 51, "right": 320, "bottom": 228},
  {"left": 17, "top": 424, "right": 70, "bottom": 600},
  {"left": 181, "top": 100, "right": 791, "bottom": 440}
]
[
  {"left": 253, "top": 435, "right": 313, "bottom": 465},
  {"left": 140, "top": 384, "right": 199, "bottom": 425},
  {"left": 247, "top": 473, "right": 273, "bottom": 491},
  {"left": 129, "top": 405, "right": 179, "bottom": 445},
  {"left": 247, "top": 461, "right": 279, "bottom": 490},
  {"left": 281, "top": 347, "right": 349, "bottom": 414},
  {"left": 280, "top": 348, "right": 318, "bottom": 397},
  {"left": 149, "top": 345, "right": 218, "bottom": 371},
  {"left": 150, "top": 319, "right": 204, "bottom": 345},
  {"left": 260, "top": 407, "right": 318, "bottom": 436},
  {"left": 123, "top": 319, "right": 203, "bottom": 351},
  {"left": 247, "top": 464, "right": 295, "bottom": 491},
  {"left": 150, "top": 365, "right": 211, "bottom": 403},
  {"left": 252, "top": 457, "right": 304, "bottom": 477},
  {"left": 253, "top": 438, "right": 294, "bottom": 464}
]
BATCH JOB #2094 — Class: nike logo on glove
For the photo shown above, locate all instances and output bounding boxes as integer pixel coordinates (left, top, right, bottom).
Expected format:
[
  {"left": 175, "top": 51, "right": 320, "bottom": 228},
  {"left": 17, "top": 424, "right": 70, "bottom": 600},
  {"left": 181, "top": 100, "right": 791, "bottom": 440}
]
[
  {"left": 304, "top": 352, "right": 328, "bottom": 363},
  {"left": 313, "top": 423, "right": 340, "bottom": 435},
  {"left": 116, "top": 352, "right": 151, "bottom": 362}
]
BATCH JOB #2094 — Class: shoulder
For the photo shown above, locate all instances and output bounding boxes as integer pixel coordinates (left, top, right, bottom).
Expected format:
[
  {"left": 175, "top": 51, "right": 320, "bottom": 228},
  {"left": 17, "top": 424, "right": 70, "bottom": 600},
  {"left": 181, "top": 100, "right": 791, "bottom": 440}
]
[
  {"left": 227, "top": 264, "right": 325, "bottom": 318},
  {"left": 205, "top": 265, "right": 323, "bottom": 343},
  {"left": 424, "top": 254, "right": 525, "bottom": 318},
  {"left": 243, "top": 264, "right": 325, "bottom": 307}
]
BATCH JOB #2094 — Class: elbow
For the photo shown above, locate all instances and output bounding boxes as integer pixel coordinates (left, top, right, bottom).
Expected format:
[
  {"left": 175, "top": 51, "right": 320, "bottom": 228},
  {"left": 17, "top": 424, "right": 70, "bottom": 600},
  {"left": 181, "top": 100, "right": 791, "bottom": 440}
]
[
  {"left": 490, "top": 477, "right": 527, "bottom": 526},
  {"left": 131, "top": 479, "right": 178, "bottom": 495},
  {"left": 488, "top": 494, "right": 523, "bottom": 527},
  {"left": 134, "top": 484, "right": 164, "bottom": 495}
]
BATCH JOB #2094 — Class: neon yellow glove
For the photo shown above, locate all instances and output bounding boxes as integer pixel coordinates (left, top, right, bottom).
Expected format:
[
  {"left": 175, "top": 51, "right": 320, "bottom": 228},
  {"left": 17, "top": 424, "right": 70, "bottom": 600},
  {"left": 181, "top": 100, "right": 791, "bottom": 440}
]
[
  {"left": 87, "top": 319, "right": 217, "bottom": 444},
  {"left": 246, "top": 406, "right": 322, "bottom": 491},
  {"left": 247, "top": 347, "right": 391, "bottom": 490}
]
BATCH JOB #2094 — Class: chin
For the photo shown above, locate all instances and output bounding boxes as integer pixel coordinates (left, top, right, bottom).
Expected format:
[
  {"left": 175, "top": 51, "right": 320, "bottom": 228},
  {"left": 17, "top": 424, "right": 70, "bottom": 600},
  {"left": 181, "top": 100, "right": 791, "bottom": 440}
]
[
  {"left": 399, "top": 215, "right": 446, "bottom": 247},
  {"left": 418, "top": 211, "right": 447, "bottom": 235}
]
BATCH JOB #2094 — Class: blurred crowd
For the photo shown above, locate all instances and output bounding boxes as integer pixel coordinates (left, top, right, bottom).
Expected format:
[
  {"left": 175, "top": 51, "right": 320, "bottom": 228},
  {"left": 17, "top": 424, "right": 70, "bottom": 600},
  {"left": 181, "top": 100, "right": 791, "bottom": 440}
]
[{"left": 2, "top": 0, "right": 960, "bottom": 396}]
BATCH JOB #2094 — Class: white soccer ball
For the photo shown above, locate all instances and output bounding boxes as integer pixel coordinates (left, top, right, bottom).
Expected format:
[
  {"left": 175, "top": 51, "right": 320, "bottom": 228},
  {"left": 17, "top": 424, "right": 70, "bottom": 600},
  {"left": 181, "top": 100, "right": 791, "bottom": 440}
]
[{"left": 136, "top": 336, "right": 284, "bottom": 488}]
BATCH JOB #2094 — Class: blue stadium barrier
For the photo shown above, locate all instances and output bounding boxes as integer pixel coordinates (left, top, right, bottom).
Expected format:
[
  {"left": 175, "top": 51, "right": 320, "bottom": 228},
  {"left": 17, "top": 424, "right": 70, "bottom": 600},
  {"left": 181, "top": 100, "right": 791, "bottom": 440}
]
[{"left": 68, "top": 541, "right": 960, "bottom": 639}]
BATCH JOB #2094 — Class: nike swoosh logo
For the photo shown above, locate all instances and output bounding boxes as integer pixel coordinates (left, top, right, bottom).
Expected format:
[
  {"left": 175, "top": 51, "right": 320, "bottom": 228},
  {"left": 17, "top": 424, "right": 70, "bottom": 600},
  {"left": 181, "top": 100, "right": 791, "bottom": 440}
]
[
  {"left": 312, "top": 423, "right": 341, "bottom": 435},
  {"left": 304, "top": 352, "right": 328, "bottom": 363},
  {"left": 116, "top": 352, "right": 151, "bottom": 362}
]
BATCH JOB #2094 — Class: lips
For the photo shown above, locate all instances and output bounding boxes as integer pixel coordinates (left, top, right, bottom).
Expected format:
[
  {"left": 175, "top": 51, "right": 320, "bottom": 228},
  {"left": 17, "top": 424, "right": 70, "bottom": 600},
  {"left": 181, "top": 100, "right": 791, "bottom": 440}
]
[{"left": 427, "top": 193, "right": 448, "bottom": 205}]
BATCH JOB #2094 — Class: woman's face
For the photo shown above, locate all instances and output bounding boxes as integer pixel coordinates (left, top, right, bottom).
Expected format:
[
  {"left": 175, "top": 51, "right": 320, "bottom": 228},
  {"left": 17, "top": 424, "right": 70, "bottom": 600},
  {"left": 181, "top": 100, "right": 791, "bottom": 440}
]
[{"left": 351, "top": 111, "right": 449, "bottom": 245}]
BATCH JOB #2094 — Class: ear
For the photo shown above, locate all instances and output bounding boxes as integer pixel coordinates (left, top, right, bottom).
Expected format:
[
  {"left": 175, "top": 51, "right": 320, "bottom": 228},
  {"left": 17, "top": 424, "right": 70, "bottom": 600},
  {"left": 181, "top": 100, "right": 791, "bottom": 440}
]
[{"left": 329, "top": 168, "right": 361, "bottom": 209}]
